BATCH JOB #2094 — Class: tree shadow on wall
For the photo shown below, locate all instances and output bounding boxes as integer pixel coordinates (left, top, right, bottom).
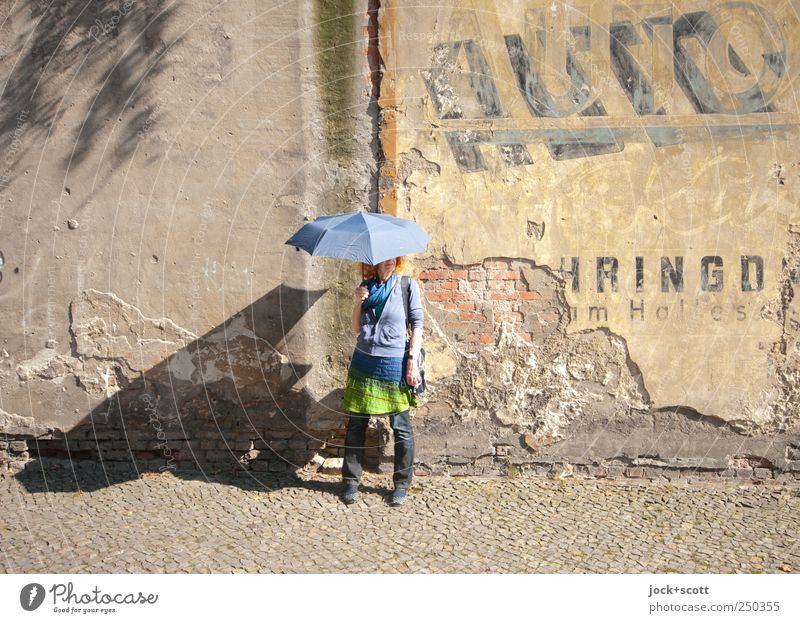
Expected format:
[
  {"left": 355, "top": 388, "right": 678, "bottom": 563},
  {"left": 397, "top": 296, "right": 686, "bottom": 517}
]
[
  {"left": 0, "top": 1, "right": 177, "bottom": 174},
  {"left": 14, "top": 284, "right": 355, "bottom": 496}
]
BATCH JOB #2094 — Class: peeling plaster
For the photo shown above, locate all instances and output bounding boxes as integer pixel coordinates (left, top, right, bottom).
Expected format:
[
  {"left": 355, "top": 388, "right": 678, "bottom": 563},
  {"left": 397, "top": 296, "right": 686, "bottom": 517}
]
[
  {"left": 0, "top": 408, "right": 52, "bottom": 437},
  {"left": 396, "top": 148, "right": 441, "bottom": 213},
  {"left": 759, "top": 225, "right": 800, "bottom": 434},
  {"left": 70, "top": 289, "right": 197, "bottom": 374},
  {"left": 16, "top": 348, "right": 71, "bottom": 382},
  {"left": 442, "top": 322, "right": 649, "bottom": 447},
  {"left": 12, "top": 290, "right": 294, "bottom": 400},
  {"left": 525, "top": 220, "right": 544, "bottom": 241}
]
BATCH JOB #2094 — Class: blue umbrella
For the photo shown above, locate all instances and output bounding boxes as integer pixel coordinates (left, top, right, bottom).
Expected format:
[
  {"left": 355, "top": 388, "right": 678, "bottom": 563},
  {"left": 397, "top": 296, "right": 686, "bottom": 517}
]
[{"left": 285, "top": 212, "right": 431, "bottom": 265}]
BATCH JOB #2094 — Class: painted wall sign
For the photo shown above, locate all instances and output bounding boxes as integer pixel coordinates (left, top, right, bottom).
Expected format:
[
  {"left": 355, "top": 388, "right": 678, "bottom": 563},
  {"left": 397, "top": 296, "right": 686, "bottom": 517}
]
[
  {"left": 558, "top": 254, "right": 771, "bottom": 292},
  {"left": 422, "top": 1, "right": 795, "bottom": 170},
  {"left": 382, "top": 0, "right": 800, "bottom": 421}
]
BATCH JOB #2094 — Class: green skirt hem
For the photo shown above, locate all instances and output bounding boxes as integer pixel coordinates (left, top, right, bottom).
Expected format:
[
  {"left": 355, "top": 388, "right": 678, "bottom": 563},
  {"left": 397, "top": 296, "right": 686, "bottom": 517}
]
[{"left": 341, "top": 368, "right": 418, "bottom": 415}]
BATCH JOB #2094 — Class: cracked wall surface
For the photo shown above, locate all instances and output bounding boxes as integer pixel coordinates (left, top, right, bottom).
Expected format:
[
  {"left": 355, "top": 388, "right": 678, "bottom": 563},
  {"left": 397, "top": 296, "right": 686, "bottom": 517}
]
[{"left": 379, "top": 0, "right": 800, "bottom": 475}]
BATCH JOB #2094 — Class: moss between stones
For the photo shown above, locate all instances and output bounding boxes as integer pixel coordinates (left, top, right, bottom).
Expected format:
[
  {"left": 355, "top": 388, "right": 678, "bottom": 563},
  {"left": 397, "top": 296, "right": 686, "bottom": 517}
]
[{"left": 312, "top": 0, "right": 357, "bottom": 163}]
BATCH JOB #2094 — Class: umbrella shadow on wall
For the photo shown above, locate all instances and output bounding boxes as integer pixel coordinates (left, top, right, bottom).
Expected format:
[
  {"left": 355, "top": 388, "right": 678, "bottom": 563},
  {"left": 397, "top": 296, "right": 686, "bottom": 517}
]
[{"left": 13, "top": 284, "right": 355, "bottom": 495}]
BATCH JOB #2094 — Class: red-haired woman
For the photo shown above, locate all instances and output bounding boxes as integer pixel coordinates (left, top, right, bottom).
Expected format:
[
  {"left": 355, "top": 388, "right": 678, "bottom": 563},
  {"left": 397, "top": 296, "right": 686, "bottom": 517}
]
[{"left": 340, "top": 256, "right": 423, "bottom": 506}]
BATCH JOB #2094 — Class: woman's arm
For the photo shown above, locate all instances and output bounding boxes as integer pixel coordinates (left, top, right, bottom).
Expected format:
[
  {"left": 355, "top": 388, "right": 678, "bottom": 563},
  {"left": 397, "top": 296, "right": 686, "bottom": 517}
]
[
  {"left": 405, "top": 328, "right": 423, "bottom": 386},
  {"left": 407, "top": 327, "right": 422, "bottom": 358},
  {"left": 352, "top": 285, "right": 369, "bottom": 333},
  {"left": 405, "top": 279, "right": 424, "bottom": 386}
]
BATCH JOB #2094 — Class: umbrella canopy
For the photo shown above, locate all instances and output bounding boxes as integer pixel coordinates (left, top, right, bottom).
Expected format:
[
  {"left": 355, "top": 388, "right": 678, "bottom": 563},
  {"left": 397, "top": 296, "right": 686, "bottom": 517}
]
[{"left": 285, "top": 212, "right": 431, "bottom": 265}]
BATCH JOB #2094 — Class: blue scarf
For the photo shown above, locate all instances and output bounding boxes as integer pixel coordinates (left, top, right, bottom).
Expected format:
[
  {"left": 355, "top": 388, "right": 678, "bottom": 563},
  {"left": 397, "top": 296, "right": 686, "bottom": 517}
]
[{"left": 362, "top": 274, "right": 397, "bottom": 319}]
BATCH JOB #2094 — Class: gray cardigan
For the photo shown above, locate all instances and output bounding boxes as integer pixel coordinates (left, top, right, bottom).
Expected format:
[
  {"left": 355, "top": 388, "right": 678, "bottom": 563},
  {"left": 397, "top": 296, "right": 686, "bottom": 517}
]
[{"left": 355, "top": 277, "right": 423, "bottom": 358}]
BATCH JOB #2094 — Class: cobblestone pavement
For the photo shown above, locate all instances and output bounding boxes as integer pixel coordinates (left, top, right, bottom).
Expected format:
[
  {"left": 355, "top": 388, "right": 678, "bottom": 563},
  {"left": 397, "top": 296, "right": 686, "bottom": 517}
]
[{"left": 2, "top": 466, "right": 799, "bottom": 573}]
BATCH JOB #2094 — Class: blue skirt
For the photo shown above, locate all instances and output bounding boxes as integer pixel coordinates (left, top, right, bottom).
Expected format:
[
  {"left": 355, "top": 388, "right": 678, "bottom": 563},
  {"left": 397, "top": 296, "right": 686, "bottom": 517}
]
[{"left": 350, "top": 349, "right": 405, "bottom": 382}]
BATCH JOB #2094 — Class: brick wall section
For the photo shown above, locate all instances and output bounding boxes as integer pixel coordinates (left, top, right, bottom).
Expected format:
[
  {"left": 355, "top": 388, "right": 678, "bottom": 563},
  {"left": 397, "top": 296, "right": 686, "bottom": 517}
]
[
  {"left": 0, "top": 415, "right": 389, "bottom": 476},
  {"left": 0, "top": 418, "right": 344, "bottom": 476},
  {"left": 2, "top": 434, "right": 798, "bottom": 482},
  {"left": 0, "top": 440, "right": 30, "bottom": 471},
  {"left": 320, "top": 423, "right": 391, "bottom": 471},
  {"left": 419, "top": 258, "right": 562, "bottom": 352}
]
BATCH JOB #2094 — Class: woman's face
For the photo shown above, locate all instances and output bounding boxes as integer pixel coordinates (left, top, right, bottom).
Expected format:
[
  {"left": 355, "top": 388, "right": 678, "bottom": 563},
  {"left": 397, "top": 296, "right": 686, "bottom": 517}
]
[{"left": 374, "top": 258, "right": 396, "bottom": 282}]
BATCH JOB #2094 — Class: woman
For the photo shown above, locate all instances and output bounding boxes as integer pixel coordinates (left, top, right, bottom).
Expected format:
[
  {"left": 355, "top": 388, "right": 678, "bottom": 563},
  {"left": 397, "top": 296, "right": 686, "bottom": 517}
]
[{"left": 341, "top": 256, "right": 423, "bottom": 506}]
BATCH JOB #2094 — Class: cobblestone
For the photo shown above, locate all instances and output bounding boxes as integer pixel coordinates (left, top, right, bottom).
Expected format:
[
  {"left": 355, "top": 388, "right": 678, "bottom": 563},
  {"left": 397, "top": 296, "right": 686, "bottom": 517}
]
[{"left": 1, "top": 466, "right": 799, "bottom": 573}]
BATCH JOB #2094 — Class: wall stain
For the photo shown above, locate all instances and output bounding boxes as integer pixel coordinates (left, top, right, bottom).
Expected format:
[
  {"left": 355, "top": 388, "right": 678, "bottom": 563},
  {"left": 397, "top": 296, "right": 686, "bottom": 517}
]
[{"left": 313, "top": 0, "right": 358, "bottom": 163}]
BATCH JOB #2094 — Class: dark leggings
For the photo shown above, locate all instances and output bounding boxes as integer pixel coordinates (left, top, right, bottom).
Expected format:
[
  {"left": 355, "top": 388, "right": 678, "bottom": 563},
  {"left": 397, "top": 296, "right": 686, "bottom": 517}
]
[{"left": 342, "top": 409, "right": 414, "bottom": 489}]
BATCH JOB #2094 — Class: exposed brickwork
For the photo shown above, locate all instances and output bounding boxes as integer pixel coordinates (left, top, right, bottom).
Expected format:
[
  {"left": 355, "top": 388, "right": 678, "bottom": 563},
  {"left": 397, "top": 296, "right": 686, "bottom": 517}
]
[
  {"left": 0, "top": 439, "right": 30, "bottom": 471},
  {"left": 419, "top": 257, "right": 563, "bottom": 352},
  {"left": 3, "top": 428, "right": 799, "bottom": 481},
  {"left": 0, "top": 411, "right": 395, "bottom": 476},
  {"left": 321, "top": 421, "right": 392, "bottom": 472},
  {"left": 1, "top": 411, "right": 346, "bottom": 476}
]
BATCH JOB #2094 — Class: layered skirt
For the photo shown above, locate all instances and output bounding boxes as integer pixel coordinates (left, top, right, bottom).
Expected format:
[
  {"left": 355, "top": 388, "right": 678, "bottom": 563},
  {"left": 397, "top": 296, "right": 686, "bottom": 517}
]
[{"left": 341, "top": 349, "right": 418, "bottom": 414}]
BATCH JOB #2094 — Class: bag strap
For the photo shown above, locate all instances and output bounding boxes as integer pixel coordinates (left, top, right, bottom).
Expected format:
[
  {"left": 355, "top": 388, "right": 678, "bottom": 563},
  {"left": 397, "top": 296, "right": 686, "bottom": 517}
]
[{"left": 401, "top": 275, "right": 411, "bottom": 331}]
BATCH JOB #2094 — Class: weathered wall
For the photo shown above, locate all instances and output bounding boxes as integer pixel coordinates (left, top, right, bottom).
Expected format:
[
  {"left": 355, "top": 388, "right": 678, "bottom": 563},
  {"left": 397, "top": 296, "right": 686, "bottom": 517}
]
[
  {"left": 3, "top": 0, "right": 799, "bottom": 482},
  {"left": 0, "top": 0, "right": 376, "bottom": 475},
  {"left": 380, "top": 0, "right": 800, "bottom": 477}
]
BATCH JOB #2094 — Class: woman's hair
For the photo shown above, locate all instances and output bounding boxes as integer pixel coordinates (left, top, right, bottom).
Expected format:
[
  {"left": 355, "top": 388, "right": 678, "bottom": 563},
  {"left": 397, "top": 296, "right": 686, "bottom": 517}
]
[{"left": 361, "top": 256, "right": 404, "bottom": 281}]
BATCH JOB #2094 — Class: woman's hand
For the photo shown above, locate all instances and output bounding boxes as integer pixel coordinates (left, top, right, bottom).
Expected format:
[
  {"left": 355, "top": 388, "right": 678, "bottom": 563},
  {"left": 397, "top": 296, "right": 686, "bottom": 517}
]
[
  {"left": 352, "top": 285, "right": 369, "bottom": 333},
  {"left": 354, "top": 285, "right": 369, "bottom": 305},
  {"left": 406, "top": 354, "right": 421, "bottom": 387}
]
